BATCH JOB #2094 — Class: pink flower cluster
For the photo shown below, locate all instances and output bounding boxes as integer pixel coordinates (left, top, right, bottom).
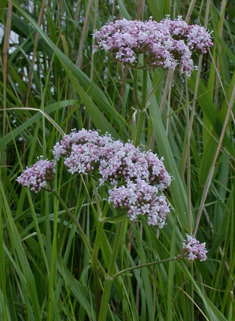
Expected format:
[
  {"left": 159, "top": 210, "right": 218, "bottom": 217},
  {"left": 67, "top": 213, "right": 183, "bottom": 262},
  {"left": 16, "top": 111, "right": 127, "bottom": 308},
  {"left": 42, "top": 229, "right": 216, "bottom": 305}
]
[
  {"left": 53, "top": 129, "right": 112, "bottom": 174},
  {"left": 181, "top": 234, "right": 207, "bottom": 261},
  {"left": 93, "top": 16, "right": 213, "bottom": 77},
  {"left": 109, "top": 179, "right": 169, "bottom": 228},
  {"left": 52, "top": 129, "right": 171, "bottom": 227},
  {"left": 162, "top": 17, "right": 213, "bottom": 54},
  {"left": 17, "top": 159, "right": 56, "bottom": 193}
]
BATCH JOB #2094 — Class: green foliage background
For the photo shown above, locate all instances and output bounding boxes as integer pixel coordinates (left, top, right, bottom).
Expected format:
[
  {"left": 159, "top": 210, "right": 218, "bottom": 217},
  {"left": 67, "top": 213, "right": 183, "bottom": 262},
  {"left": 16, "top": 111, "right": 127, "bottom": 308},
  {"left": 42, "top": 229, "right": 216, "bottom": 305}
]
[{"left": 0, "top": 0, "right": 235, "bottom": 320}]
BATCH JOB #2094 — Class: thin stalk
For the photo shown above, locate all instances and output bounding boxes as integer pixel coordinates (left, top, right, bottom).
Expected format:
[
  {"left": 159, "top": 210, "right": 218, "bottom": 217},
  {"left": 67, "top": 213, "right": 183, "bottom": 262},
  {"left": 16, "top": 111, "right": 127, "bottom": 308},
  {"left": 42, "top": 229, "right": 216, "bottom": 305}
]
[
  {"left": 25, "top": 1, "right": 45, "bottom": 107},
  {"left": 181, "top": 55, "right": 203, "bottom": 179},
  {"left": 186, "top": 79, "right": 192, "bottom": 231},
  {"left": 2, "top": 0, "right": 12, "bottom": 167},
  {"left": 76, "top": 0, "right": 93, "bottom": 67},
  {"left": 93, "top": 219, "right": 104, "bottom": 320},
  {"left": 90, "top": 0, "right": 99, "bottom": 80},
  {"left": 145, "top": 71, "right": 165, "bottom": 108},
  {"left": 136, "top": 0, "right": 145, "bottom": 20},
  {"left": 47, "top": 184, "right": 59, "bottom": 320},
  {"left": 134, "top": 68, "right": 147, "bottom": 146},
  {"left": 112, "top": 257, "right": 177, "bottom": 279},
  {"left": 182, "top": 0, "right": 209, "bottom": 179},
  {"left": 133, "top": 68, "right": 142, "bottom": 109},
  {"left": 186, "top": 79, "right": 194, "bottom": 320},
  {"left": 148, "top": 70, "right": 173, "bottom": 149},
  {"left": 165, "top": 77, "right": 172, "bottom": 136},
  {"left": 134, "top": 110, "right": 145, "bottom": 147},
  {"left": 185, "top": 0, "right": 197, "bottom": 23},
  {"left": 52, "top": 189, "right": 106, "bottom": 276},
  {"left": 0, "top": 180, "right": 7, "bottom": 320},
  {"left": 98, "top": 221, "right": 125, "bottom": 321},
  {"left": 141, "top": 68, "right": 148, "bottom": 109},
  {"left": 160, "top": 69, "right": 174, "bottom": 114},
  {"left": 92, "top": 180, "right": 106, "bottom": 320}
]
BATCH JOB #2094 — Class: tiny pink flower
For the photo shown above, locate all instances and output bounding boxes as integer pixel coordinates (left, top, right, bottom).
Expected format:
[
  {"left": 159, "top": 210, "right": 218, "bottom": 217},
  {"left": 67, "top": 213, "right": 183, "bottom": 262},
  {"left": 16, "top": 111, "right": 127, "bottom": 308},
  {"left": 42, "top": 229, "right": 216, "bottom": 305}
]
[
  {"left": 17, "top": 159, "right": 56, "bottom": 193},
  {"left": 181, "top": 234, "right": 207, "bottom": 261}
]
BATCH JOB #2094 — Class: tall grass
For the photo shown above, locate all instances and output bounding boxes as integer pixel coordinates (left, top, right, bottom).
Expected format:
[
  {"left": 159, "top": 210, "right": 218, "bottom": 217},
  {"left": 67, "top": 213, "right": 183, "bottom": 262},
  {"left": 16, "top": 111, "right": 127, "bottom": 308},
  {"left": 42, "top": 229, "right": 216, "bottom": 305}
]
[{"left": 0, "top": 0, "right": 234, "bottom": 320}]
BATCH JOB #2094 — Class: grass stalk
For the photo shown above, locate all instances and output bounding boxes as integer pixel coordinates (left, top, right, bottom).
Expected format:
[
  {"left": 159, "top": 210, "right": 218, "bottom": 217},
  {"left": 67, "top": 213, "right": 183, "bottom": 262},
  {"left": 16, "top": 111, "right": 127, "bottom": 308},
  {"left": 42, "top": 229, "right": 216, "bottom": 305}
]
[{"left": 98, "top": 221, "right": 125, "bottom": 321}]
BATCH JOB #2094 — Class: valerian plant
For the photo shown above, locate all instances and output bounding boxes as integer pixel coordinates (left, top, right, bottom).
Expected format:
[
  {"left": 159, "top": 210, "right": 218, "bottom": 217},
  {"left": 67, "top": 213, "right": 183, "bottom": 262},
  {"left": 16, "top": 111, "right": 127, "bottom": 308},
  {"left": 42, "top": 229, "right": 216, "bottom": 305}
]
[
  {"left": 17, "top": 16, "right": 212, "bottom": 321},
  {"left": 17, "top": 129, "right": 207, "bottom": 320}
]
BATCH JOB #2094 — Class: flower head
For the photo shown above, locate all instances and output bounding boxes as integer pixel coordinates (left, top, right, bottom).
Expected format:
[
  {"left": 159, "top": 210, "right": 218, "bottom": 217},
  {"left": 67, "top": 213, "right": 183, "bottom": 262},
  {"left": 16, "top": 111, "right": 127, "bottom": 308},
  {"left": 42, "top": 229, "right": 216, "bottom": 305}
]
[
  {"left": 52, "top": 129, "right": 112, "bottom": 161},
  {"left": 108, "top": 178, "right": 170, "bottom": 228},
  {"left": 94, "top": 17, "right": 213, "bottom": 77},
  {"left": 181, "top": 234, "right": 207, "bottom": 261},
  {"left": 52, "top": 129, "right": 113, "bottom": 175},
  {"left": 53, "top": 129, "right": 171, "bottom": 227},
  {"left": 17, "top": 159, "right": 56, "bottom": 193}
]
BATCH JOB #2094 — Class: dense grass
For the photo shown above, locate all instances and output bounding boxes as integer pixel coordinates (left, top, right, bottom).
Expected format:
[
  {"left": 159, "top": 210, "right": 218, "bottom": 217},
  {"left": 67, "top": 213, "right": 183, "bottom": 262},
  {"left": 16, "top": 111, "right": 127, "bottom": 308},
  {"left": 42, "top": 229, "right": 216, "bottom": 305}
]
[{"left": 0, "top": 0, "right": 235, "bottom": 320}]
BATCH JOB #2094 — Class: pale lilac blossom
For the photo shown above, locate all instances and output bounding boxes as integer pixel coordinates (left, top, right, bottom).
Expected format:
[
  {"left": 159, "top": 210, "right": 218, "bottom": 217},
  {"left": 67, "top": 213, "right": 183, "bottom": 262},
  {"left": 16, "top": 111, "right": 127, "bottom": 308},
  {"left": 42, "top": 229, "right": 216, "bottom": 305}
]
[
  {"left": 181, "top": 234, "right": 207, "bottom": 261},
  {"left": 161, "top": 16, "right": 213, "bottom": 54},
  {"left": 17, "top": 159, "right": 56, "bottom": 193},
  {"left": 93, "top": 17, "right": 213, "bottom": 77},
  {"left": 53, "top": 129, "right": 171, "bottom": 227},
  {"left": 52, "top": 128, "right": 112, "bottom": 161},
  {"left": 18, "top": 129, "right": 171, "bottom": 227},
  {"left": 108, "top": 178, "right": 170, "bottom": 228},
  {"left": 99, "top": 141, "right": 150, "bottom": 185},
  {"left": 53, "top": 130, "right": 171, "bottom": 190}
]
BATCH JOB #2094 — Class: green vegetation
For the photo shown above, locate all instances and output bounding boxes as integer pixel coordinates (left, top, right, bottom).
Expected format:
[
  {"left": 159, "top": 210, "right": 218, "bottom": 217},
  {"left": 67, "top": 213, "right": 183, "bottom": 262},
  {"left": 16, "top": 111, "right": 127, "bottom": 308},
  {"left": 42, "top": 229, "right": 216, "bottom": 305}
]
[{"left": 0, "top": 0, "right": 234, "bottom": 320}]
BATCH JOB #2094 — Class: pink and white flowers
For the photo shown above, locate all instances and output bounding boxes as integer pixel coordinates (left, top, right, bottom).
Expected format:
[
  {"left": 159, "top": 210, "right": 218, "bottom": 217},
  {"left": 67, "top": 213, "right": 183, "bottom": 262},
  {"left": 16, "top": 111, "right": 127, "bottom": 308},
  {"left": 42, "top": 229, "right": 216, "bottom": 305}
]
[
  {"left": 52, "top": 129, "right": 171, "bottom": 228},
  {"left": 94, "top": 16, "right": 213, "bottom": 77},
  {"left": 181, "top": 234, "right": 207, "bottom": 261},
  {"left": 109, "top": 179, "right": 170, "bottom": 227},
  {"left": 17, "top": 159, "right": 56, "bottom": 193}
]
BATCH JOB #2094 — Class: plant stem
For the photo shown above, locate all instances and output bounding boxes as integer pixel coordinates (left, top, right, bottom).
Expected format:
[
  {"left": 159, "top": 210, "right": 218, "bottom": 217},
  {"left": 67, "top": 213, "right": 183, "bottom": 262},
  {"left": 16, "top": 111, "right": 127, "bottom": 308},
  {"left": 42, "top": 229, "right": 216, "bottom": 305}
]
[
  {"left": 141, "top": 68, "right": 148, "bottom": 109},
  {"left": 134, "top": 68, "right": 148, "bottom": 146},
  {"left": 92, "top": 179, "right": 106, "bottom": 320},
  {"left": 112, "top": 256, "right": 177, "bottom": 279},
  {"left": 98, "top": 221, "right": 125, "bottom": 321},
  {"left": 93, "top": 219, "right": 104, "bottom": 320},
  {"left": 145, "top": 71, "right": 165, "bottom": 107},
  {"left": 134, "top": 110, "right": 145, "bottom": 146},
  {"left": 52, "top": 189, "right": 106, "bottom": 276},
  {"left": 133, "top": 68, "right": 142, "bottom": 109},
  {"left": 186, "top": 79, "right": 192, "bottom": 231}
]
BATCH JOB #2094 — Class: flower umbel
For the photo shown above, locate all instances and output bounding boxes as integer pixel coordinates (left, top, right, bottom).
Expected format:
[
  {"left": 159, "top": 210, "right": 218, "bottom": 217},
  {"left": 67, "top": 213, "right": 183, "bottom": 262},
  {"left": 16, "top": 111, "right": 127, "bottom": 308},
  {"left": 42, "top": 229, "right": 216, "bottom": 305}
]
[
  {"left": 93, "top": 17, "right": 213, "bottom": 77},
  {"left": 17, "top": 159, "right": 56, "bottom": 193},
  {"left": 18, "top": 129, "right": 171, "bottom": 228},
  {"left": 108, "top": 179, "right": 170, "bottom": 228},
  {"left": 181, "top": 234, "right": 207, "bottom": 261},
  {"left": 53, "top": 129, "right": 171, "bottom": 228}
]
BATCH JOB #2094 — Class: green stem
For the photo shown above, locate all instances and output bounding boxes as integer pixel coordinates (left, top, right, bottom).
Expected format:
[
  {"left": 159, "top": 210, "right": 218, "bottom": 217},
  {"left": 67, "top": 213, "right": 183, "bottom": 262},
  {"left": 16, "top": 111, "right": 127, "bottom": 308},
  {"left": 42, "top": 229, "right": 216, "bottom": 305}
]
[
  {"left": 134, "top": 110, "right": 145, "bottom": 146},
  {"left": 92, "top": 178, "right": 106, "bottom": 321},
  {"left": 112, "top": 256, "right": 177, "bottom": 279},
  {"left": 141, "top": 68, "right": 148, "bottom": 109},
  {"left": 98, "top": 221, "right": 125, "bottom": 321},
  {"left": 186, "top": 79, "right": 192, "bottom": 231},
  {"left": 133, "top": 69, "right": 142, "bottom": 109},
  {"left": 52, "top": 189, "right": 106, "bottom": 276},
  {"left": 134, "top": 68, "right": 148, "bottom": 146},
  {"left": 93, "top": 219, "right": 104, "bottom": 320},
  {"left": 145, "top": 71, "right": 165, "bottom": 107}
]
